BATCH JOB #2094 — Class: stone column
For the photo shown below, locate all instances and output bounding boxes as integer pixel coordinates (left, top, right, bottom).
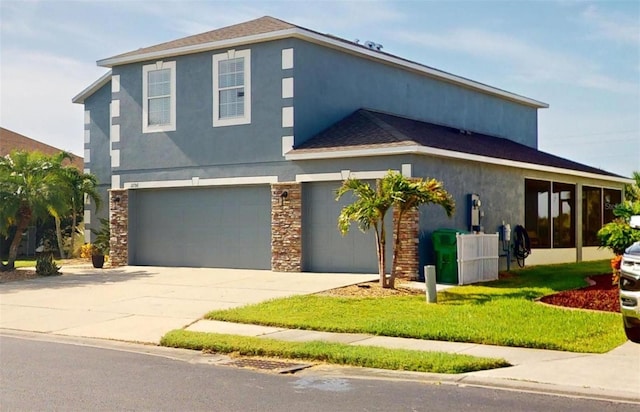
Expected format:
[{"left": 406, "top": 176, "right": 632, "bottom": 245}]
[
  {"left": 271, "top": 182, "right": 302, "bottom": 272},
  {"left": 393, "top": 207, "right": 420, "bottom": 280},
  {"left": 109, "top": 189, "right": 128, "bottom": 267}
]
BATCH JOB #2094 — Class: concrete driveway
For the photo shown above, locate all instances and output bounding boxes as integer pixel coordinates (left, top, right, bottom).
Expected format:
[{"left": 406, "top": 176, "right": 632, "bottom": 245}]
[{"left": 0, "top": 266, "right": 376, "bottom": 344}]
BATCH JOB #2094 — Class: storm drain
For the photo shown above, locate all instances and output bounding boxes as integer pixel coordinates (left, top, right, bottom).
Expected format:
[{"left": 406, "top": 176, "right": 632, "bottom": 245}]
[{"left": 223, "top": 358, "right": 312, "bottom": 374}]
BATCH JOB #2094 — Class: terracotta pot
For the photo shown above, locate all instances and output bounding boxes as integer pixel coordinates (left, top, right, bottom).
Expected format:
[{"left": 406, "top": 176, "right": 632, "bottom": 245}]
[{"left": 92, "top": 254, "right": 105, "bottom": 269}]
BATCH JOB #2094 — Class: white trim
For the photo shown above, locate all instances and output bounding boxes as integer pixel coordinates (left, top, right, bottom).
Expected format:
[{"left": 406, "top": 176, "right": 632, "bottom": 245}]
[
  {"left": 84, "top": 129, "right": 90, "bottom": 144},
  {"left": 84, "top": 110, "right": 90, "bottom": 125},
  {"left": 212, "top": 49, "right": 251, "bottom": 127},
  {"left": 296, "top": 172, "right": 343, "bottom": 182},
  {"left": 111, "top": 99, "right": 120, "bottom": 117},
  {"left": 83, "top": 168, "right": 90, "bottom": 174},
  {"left": 84, "top": 210, "right": 91, "bottom": 224},
  {"left": 401, "top": 163, "right": 412, "bottom": 177},
  {"left": 84, "top": 194, "right": 90, "bottom": 205},
  {"left": 142, "top": 60, "right": 177, "bottom": 133},
  {"left": 84, "top": 229, "right": 91, "bottom": 243},
  {"left": 110, "top": 124, "right": 120, "bottom": 143},
  {"left": 84, "top": 149, "right": 91, "bottom": 163},
  {"left": 111, "top": 149, "right": 120, "bottom": 168},
  {"left": 111, "top": 175, "right": 121, "bottom": 189},
  {"left": 123, "top": 175, "right": 278, "bottom": 189},
  {"left": 282, "top": 135, "right": 294, "bottom": 156},
  {"left": 296, "top": 170, "right": 398, "bottom": 182},
  {"left": 97, "top": 28, "right": 547, "bottom": 108},
  {"left": 282, "top": 77, "right": 294, "bottom": 99},
  {"left": 282, "top": 106, "right": 294, "bottom": 128},
  {"left": 282, "top": 48, "right": 294, "bottom": 69},
  {"left": 351, "top": 170, "right": 393, "bottom": 179},
  {"left": 73, "top": 71, "right": 112, "bottom": 104},
  {"left": 111, "top": 75, "right": 120, "bottom": 93},
  {"left": 286, "top": 145, "right": 632, "bottom": 184}
]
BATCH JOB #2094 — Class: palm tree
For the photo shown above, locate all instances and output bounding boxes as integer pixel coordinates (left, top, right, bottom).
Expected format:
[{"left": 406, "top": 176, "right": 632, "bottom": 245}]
[
  {"left": 387, "top": 172, "right": 455, "bottom": 287},
  {"left": 624, "top": 171, "right": 640, "bottom": 202},
  {"left": 0, "top": 151, "right": 69, "bottom": 271},
  {"left": 336, "top": 177, "right": 394, "bottom": 287},
  {"left": 337, "top": 171, "right": 455, "bottom": 288},
  {"left": 51, "top": 167, "right": 102, "bottom": 258}
]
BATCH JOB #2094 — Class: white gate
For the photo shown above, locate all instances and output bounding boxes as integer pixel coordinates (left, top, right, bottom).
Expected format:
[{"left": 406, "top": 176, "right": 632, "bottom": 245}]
[{"left": 456, "top": 233, "right": 499, "bottom": 285}]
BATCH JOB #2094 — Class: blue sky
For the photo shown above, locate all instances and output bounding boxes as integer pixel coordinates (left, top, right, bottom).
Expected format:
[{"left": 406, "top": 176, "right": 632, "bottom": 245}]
[{"left": 1, "top": 0, "right": 638, "bottom": 177}]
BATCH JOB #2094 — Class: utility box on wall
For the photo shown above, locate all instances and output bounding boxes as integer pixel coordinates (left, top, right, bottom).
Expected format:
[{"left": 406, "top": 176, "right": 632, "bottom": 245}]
[{"left": 468, "top": 193, "right": 482, "bottom": 232}]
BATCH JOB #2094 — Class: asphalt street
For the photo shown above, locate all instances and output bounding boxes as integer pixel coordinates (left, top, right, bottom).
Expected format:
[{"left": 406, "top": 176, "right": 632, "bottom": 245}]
[{"left": 1, "top": 334, "right": 636, "bottom": 412}]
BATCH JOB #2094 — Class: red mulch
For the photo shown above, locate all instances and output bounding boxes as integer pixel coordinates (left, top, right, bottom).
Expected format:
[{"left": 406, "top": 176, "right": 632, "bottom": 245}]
[{"left": 540, "top": 274, "right": 619, "bottom": 313}]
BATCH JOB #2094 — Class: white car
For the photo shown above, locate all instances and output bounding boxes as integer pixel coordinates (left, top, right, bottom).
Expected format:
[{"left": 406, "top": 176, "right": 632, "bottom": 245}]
[{"left": 620, "top": 216, "right": 640, "bottom": 343}]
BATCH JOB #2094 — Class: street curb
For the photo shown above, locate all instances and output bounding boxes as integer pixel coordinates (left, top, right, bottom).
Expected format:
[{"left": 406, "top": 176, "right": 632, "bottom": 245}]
[{"left": 4, "top": 329, "right": 637, "bottom": 405}]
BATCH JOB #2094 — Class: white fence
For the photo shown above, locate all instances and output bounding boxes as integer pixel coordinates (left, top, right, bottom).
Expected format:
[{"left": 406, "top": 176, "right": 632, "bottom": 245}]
[{"left": 456, "top": 233, "right": 499, "bottom": 285}]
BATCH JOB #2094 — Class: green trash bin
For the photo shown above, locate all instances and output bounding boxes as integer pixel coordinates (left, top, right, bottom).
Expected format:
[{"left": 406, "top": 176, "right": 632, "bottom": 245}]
[{"left": 432, "top": 229, "right": 463, "bottom": 285}]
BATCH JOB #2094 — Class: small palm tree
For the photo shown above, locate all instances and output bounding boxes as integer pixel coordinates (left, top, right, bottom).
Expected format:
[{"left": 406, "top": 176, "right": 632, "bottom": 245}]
[
  {"left": 387, "top": 172, "right": 455, "bottom": 287},
  {"left": 0, "top": 151, "right": 69, "bottom": 271},
  {"left": 336, "top": 177, "right": 394, "bottom": 286},
  {"left": 337, "top": 171, "right": 455, "bottom": 288},
  {"left": 51, "top": 167, "right": 102, "bottom": 258}
]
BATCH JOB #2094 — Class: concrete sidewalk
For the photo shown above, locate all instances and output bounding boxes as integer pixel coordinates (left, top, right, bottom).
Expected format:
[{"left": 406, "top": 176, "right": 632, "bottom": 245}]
[
  {"left": 1, "top": 266, "right": 639, "bottom": 402},
  {"left": 186, "top": 319, "right": 640, "bottom": 402}
]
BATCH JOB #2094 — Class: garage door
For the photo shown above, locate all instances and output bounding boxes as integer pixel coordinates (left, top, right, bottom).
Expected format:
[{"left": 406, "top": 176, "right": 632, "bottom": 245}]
[
  {"left": 129, "top": 186, "right": 271, "bottom": 269},
  {"left": 302, "top": 182, "right": 392, "bottom": 273}
]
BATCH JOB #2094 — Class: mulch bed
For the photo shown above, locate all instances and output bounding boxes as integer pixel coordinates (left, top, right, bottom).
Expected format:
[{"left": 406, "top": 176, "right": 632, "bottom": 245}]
[{"left": 540, "top": 273, "right": 619, "bottom": 313}]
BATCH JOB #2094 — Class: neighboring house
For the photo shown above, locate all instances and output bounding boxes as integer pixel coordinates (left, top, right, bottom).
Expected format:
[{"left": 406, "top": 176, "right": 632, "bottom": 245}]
[
  {"left": 73, "top": 16, "right": 630, "bottom": 276},
  {"left": 0, "top": 127, "right": 84, "bottom": 170}
]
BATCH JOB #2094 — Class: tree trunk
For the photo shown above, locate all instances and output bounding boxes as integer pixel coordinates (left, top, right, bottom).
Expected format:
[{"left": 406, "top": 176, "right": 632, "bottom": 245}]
[
  {"left": 379, "top": 218, "right": 393, "bottom": 289},
  {"left": 54, "top": 216, "right": 66, "bottom": 259},
  {"left": 69, "top": 210, "right": 77, "bottom": 258},
  {"left": 2, "top": 208, "right": 31, "bottom": 271}
]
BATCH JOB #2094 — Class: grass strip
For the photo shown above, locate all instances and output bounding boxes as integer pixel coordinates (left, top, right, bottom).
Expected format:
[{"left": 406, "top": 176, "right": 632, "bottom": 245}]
[
  {"left": 205, "top": 260, "right": 626, "bottom": 353},
  {"left": 160, "top": 330, "right": 510, "bottom": 374}
]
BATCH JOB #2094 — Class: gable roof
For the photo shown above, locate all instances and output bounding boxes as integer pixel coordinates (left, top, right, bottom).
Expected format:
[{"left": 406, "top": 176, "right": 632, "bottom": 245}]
[
  {"left": 96, "top": 16, "right": 547, "bottom": 109},
  {"left": 72, "top": 70, "right": 111, "bottom": 104},
  {"left": 107, "top": 16, "right": 295, "bottom": 61},
  {"left": 0, "top": 127, "right": 84, "bottom": 170},
  {"left": 287, "top": 109, "right": 629, "bottom": 183}
]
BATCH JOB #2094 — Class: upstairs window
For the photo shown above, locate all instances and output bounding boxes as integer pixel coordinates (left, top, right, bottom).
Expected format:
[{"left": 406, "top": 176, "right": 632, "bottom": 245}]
[
  {"left": 142, "top": 61, "right": 176, "bottom": 133},
  {"left": 213, "top": 49, "right": 251, "bottom": 127}
]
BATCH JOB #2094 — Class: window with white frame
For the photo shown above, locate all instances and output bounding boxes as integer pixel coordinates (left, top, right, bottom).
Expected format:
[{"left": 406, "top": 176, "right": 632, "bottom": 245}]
[
  {"left": 212, "top": 49, "right": 251, "bottom": 127},
  {"left": 142, "top": 61, "right": 176, "bottom": 133}
]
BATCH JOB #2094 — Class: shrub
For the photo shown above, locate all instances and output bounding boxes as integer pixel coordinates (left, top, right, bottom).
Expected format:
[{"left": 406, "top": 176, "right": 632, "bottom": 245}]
[
  {"left": 598, "top": 201, "right": 640, "bottom": 255},
  {"left": 36, "top": 253, "right": 61, "bottom": 276},
  {"left": 80, "top": 243, "right": 98, "bottom": 259}
]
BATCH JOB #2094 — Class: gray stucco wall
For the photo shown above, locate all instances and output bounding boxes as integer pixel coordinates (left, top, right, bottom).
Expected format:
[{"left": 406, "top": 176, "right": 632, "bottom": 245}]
[
  {"left": 113, "top": 38, "right": 297, "bottom": 176},
  {"left": 84, "top": 81, "right": 112, "bottom": 236},
  {"left": 292, "top": 40, "right": 539, "bottom": 148}
]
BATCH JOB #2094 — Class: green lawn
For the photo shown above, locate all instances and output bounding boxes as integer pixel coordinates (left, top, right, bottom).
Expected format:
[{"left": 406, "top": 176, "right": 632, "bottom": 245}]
[
  {"left": 161, "top": 331, "right": 510, "bottom": 374},
  {"left": 205, "top": 260, "right": 625, "bottom": 353},
  {"left": 13, "top": 259, "right": 37, "bottom": 268}
]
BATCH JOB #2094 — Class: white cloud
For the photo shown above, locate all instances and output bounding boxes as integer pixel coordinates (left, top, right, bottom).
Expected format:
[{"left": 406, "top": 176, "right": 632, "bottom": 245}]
[
  {"left": 0, "top": 48, "right": 106, "bottom": 157},
  {"left": 391, "top": 27, "right": 637, "bottom": 94},
  {"left": 582, "top": 4, "right": 640, "bottom": 44}
]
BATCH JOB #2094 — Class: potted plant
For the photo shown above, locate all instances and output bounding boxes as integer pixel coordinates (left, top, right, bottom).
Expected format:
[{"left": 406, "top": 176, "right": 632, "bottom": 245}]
[{"left": 91, "top": 218, "right": 110, "bottom": 269}]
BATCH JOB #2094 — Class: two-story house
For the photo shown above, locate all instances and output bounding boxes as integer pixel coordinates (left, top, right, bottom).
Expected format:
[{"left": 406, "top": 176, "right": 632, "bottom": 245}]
[{"left": 73, "top": 16, "right": 629, "bottom": 277}]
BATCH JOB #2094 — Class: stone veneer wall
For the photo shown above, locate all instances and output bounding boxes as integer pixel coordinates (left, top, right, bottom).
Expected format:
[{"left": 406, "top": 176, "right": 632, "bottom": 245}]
[
  {"left": 271, "top": 182, "right": 302, "bottom": 272},
  {"left": 109, "top": 189, "right": 128, "bottom": 267},
  {"left": 393, "top": 207, "right": 419, "bottom": 280}
]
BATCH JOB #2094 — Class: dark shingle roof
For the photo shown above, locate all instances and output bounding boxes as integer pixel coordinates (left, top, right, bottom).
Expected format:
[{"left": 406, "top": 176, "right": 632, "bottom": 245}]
[
  {"left": 291, "top": 109, "right": 622, "bottom": 178},
  {"left": 108, "top": 16, "right": 295, "bottom": 60}
]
